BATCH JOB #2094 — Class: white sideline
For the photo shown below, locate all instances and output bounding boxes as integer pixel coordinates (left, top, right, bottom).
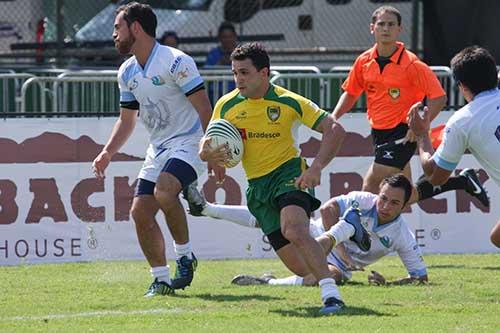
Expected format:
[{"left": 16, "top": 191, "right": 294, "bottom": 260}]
[{"left": 1, "top": 308, "right": 183, "bottom": 322}]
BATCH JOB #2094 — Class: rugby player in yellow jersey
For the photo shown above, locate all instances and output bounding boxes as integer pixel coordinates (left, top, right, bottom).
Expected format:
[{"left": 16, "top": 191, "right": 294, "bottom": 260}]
[{"left": 199, "top": 42, "right": 354, "bottom": 315}]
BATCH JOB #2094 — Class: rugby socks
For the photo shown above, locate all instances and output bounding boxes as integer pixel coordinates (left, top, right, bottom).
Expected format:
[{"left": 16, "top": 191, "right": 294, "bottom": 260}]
[
  {"left": 151, "top": 266, "right": 171, "bottom": 284},
  {"left": 173, "top": 241, "right": 192, "bottom": 260},
  {"left": 416, "top": 176, "right": 467, "bottom": 200},
  {"left": 267, "top": 275, "right": 304, "bottom": 286},
  {"left": 319, "top": 278, "right": 341, "bottom": 302},
  {"left": 203, "top": 203, "right": 258, "bottom": 228},
  {"left": 326, "top": 221, "right": 355, "bottom": 245}
]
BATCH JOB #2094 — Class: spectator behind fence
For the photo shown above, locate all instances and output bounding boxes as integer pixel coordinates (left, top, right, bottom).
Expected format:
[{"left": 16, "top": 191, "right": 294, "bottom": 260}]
[
  {"left": 160, "top": 30, "right": 179, "bottom": 48},
  {"left": 205, "top": 22, "right": 238, "bottom": 104},
  {"left": 205, "top": 22, "right": 238, "bottom": 66}
]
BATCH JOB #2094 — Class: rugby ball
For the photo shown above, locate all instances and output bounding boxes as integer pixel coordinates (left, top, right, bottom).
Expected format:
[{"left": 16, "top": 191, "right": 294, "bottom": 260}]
[{"left": 205, "top": 119, "right": 244, "bottom": 168}]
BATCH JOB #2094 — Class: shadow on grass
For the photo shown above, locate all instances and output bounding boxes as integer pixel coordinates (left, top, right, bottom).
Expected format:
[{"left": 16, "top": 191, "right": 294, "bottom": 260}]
[
  {"left": 271, "top": 305, "right": 393, "bottom": 318},
  {"left": 482, "top": 266, "right": 500, "bottom": 271},
  {"left": 193, "top": 293, "right": 283, "bottom": 302},
  {"left": 340, "top": 280, "right": 365, "bottom": 286},
  {"left": 426, "top": 264, "right": 466, "bottom": 269}
]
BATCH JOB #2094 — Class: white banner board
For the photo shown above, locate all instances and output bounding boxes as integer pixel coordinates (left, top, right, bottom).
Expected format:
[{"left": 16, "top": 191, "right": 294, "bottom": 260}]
[{"left": 0, "top": 113, "right": 498, "bottom": 266}]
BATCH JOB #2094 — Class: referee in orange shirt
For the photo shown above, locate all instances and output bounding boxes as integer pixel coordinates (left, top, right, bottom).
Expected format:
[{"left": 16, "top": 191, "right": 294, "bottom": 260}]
[
  {"left": 333, "top": 6, "right": 445, "bottom": 192},
  {"left": 332, "top": 5, "right": 489, "bottom": 207}
]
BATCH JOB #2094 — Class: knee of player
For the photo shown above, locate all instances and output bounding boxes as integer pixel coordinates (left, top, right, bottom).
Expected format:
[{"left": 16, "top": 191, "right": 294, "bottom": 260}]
[{"left": 153, "top": 186, "right": 178, "bottom": 204}]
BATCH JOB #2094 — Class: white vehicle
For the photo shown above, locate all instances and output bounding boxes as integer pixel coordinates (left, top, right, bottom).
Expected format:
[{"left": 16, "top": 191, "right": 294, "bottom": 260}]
[{"left": 75, "top": 0, "right": 413, "bottom": 52}]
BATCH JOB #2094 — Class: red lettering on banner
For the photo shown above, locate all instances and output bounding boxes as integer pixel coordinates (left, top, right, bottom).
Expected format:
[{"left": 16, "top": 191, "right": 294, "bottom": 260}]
[
  {"left": 114, "top": 177, "right": 136, "bottom": 221},
  {"left": 71, "top": 178, "right": 105, "bottom": 222},
  {"left": 329, "top": 172, "right": 363, "bottom": 196},
  {"left": 203, "top": 175, "right": 241, "bottom": 205},
  {"left": 417, "top": 197, "right": 447, "bottom": 214},
  {"left": 0, "top": 180, "right": 18, "bottom": 224},
  {"left": 26, "top": 179, "right": 68, "bottom": 223}
]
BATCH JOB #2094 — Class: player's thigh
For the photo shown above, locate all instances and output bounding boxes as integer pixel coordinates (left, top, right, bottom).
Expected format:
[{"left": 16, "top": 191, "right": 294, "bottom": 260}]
[
  {"left": 490, "top": 219, "right": 500, "bottom": 248},
  {"left": 156, "top": 156, "right": 200, "bottom": 198},
  {"left": 363, "top": 162, "right": 403, "bottom": 193},
  {"left": 275, "top": 243, "right": 310, "bottom": 277}
]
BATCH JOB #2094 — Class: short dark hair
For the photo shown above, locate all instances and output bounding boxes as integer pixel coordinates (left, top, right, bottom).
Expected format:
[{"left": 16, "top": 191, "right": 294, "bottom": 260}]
[
  {"left": 160, "top": 30, "right": 179, "bottom": 44},
  {"left": 451, "top": 46, "right": 498, "bottom": 95},
  {"left": 218, "top": 21, "right": 236, "bottom": 36},
  {"left": 116, "top": 2, "right": 157, "bottom": 38},
  {"left": 230, "top": 42, "right": 270, "bottom": 74},
  {"left": 379, "top": 174, "right": 412, "bottom": 205},
  {"left": 371, "top": 6, "right": 402, "bottom": 26}
]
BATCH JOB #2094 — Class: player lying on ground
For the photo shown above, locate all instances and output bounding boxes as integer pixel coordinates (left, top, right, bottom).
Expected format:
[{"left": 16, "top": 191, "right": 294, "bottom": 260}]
[{"left": 184, "top": 174, "right": 428, "bottom": 286}]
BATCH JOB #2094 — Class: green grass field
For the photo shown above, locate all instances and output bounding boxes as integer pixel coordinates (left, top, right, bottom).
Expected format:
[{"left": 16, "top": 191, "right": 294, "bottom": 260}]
[{"left": 2, "top": 254, "right": 499, "bottom": 332}]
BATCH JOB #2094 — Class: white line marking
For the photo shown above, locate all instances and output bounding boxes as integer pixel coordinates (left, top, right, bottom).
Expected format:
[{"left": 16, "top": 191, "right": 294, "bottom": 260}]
[{"left": 2, "top": 308, "right": 183, "bottom": 321}]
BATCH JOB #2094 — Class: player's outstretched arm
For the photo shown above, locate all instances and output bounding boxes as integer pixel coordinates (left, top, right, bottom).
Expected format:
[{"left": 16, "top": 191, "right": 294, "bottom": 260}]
[
  {"left": 92, "top": 108, "right": 137, "bottom": 179},
  {"left": 332, "top": 92, "right": 358, "bottom": 121},
  {"left": 295, "top": 116, "right": 346, "bottom": 189},
  {"left": 187, "top": 89, "right": 212, "bottom": 131}
]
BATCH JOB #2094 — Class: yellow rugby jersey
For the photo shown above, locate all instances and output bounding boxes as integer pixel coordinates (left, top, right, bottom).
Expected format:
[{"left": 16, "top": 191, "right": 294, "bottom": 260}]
[{"left": 211, "top": 84, "right": 329, "bottom": 179}]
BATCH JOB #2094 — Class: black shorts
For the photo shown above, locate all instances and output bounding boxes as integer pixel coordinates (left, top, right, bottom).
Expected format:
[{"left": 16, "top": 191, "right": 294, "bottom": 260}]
[{"left": 372, "top": 123, "right": 417, "bottom": 170}]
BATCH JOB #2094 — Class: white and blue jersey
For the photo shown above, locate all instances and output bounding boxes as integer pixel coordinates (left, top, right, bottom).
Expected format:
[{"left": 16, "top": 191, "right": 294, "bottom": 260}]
[
  {"left": 118, "top": 42, "right": 205, "bottom": 148},
  {"left": 433, "top": 88, "right": 500, "bottom": 186},
  {"left": 117, "top": 43, "right": 207, "bottom": 184},
  {"left": 310, "top": 191, "right": 427, "bottom": 280}
]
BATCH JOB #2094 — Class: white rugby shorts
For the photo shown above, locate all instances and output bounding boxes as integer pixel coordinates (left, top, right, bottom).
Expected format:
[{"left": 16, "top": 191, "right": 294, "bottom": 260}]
[{"left": 138, "top": 136, "right": 206, "bottom": 183}]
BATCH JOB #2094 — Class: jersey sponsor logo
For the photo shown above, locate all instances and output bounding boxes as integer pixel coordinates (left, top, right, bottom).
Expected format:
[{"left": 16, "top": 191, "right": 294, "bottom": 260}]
[
  {"left": 170, "top": 56, "right": 182, "bottom": 73},
  {"left": 379, "top": 235, "right": 392, "bottom": 248},
  {"left": 247, "top": 131, "right": 281, "bottom": 139},
  {"left": 388, "top": 87, "right": 400, "bottom": 99},
  {"left": 151, "top": 75, "right": 165, "bottom": 86},
  {"left": 266, "top": 106, "right": 281, "bottom": 123},
  {"left": 237, "top": 128, "right": 247, "bottom": 140}
]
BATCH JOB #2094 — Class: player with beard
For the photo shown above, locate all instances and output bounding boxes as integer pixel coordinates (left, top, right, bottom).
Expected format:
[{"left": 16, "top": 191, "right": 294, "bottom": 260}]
[{"left": 92, "top": 2, "right": 215, "bottom": 297}]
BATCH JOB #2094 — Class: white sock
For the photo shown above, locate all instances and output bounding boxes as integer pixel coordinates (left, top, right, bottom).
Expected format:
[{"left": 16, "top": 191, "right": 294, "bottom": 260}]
[
  {"left": 203, "top": 203, "right": 258, "bottom": 228},
  {"left": 319, "top": 278, "right": 341, "bottom": 302},
  {"left": 268, "top": 275, "right": 304, "bottom": 286},
  {"left": 173, "top": 241, "right": 192, "bottom": 260},
  {"left": 151, "top": 266, "right": 170, "bottom": 284},
  {"left": 327, "top": 220, "right": 355, "bottom": 245}
]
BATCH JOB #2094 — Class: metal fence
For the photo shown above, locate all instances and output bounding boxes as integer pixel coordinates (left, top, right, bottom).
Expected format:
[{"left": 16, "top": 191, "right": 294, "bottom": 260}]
[
  {"left": 0, "top": 66, "right": 465, "bottom": 116},
  {"left": 0, "top": 0, "right": 419, "bottom": 67}
]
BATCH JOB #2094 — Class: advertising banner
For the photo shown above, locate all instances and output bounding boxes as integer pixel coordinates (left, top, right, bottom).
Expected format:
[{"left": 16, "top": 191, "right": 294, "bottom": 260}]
[{"left": 1, "top": 113, "right": 498, "bottom": 265}]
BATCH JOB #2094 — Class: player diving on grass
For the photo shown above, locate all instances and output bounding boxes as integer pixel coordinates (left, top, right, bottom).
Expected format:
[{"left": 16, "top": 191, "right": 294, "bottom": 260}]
[{"left": 184, "top": 174, "right": 428, "bottom": 287}]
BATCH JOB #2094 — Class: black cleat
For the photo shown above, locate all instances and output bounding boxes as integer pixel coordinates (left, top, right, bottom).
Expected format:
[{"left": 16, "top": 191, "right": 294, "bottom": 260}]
[
  {"left": 170, "top": 253, "right": 198, "bottom": 290},
  {"left": 343, "top": 203, "right": 371, "bottom": 251},
  {"left": 460, "top": 168, "right": 490, "bottom": 208}
]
